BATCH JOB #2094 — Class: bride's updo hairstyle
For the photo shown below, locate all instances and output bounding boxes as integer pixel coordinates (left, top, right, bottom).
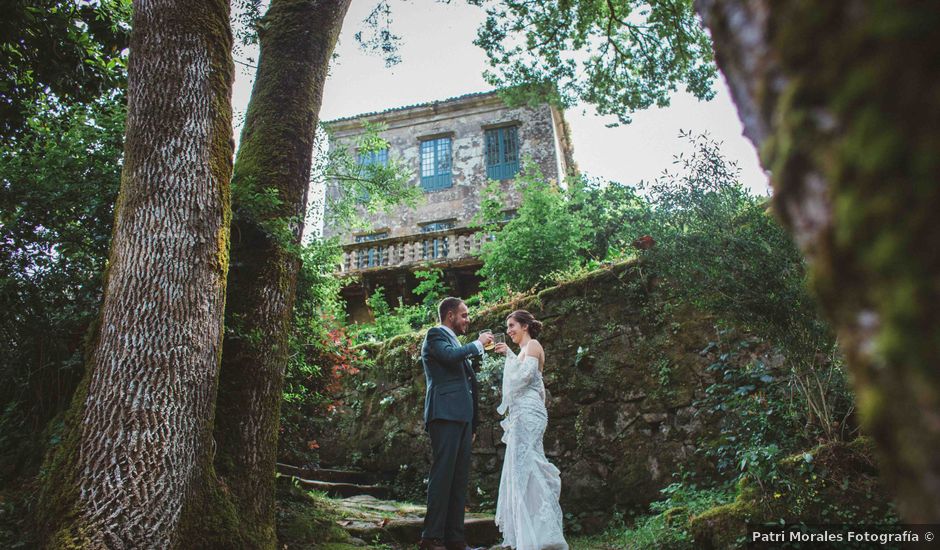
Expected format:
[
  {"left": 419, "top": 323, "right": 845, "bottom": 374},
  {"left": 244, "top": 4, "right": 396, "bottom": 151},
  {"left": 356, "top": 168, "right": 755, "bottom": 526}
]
[{"left": 507, "top": 310, "right": 542, "bottom": 339}]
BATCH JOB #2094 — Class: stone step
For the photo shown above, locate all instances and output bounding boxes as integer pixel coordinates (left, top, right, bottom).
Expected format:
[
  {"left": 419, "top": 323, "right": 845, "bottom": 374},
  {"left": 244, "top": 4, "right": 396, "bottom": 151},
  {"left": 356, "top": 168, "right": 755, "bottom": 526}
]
[
  {"left": 293, "top": 477, "right": 391, "bottom": 500},
  {"left": 333, "top": 494, "right": 500, "bottom": 547},
  {"left": 344, "top": 516, "right": 500, "bottom": 546},
  {"left": 276, "top": 462, "right": 388, "bottom": 486}
]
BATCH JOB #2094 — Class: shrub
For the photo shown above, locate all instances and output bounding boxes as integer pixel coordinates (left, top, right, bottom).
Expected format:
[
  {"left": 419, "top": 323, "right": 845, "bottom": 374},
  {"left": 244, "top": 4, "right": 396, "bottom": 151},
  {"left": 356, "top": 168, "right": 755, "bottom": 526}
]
[
  {"left": 644, "top": 131, "right": 852, "bottom": 444},
  {"left": 477, "top": 162, "right": 588, "bottom": 292},
  {"left": 279, "top": 239, "right": 361, "bottom": 466},
  {"left": 346, "top": 268, "right": 449, "bottom": 345}
]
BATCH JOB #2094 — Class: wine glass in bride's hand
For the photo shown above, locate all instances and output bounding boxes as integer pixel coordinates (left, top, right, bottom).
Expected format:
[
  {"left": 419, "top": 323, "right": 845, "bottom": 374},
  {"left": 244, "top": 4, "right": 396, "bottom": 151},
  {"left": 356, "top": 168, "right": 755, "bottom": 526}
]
[{"left": 493, "top": 333, "right": 508, "bottom": 354}]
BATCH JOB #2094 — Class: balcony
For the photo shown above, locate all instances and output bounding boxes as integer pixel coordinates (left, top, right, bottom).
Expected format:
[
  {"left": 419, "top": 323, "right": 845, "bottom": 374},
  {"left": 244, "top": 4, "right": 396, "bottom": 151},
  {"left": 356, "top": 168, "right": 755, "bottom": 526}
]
[{"left": 339, "top": 227, "right": 489, "bottom": 275}]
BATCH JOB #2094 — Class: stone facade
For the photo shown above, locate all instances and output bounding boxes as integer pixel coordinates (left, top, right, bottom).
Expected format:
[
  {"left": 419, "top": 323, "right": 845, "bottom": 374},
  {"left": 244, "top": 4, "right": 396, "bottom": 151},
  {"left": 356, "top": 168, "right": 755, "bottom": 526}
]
[{"left": 322, "top": 91, "right": 573, "bottom": 321}]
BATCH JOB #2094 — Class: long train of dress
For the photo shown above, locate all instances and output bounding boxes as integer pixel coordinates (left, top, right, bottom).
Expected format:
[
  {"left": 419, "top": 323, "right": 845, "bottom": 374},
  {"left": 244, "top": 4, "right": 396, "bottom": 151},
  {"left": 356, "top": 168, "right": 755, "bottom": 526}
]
[{"left": 495, "top": 349, "right": 568, "bottom": 550}]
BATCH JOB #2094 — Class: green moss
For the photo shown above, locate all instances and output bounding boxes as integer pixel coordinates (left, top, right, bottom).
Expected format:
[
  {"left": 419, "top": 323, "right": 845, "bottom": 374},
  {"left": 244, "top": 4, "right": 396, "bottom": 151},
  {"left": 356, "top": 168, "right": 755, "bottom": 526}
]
[
  {"left": 688, "top": 500, "right": 750, "bottom": 550},
  {"left": 855, "top": 385, "right": 884, "bottom": 430},
  {"left": 688, "top": 438, "right": 894, "bottom": 549},
  {"left": 275, "top": 477, "right": 353, "bottom": 549},
  {"left": 176, "top": 448, "right": 274, "bottom": 548},
  {"left": 35, "top": 357, "right": 93, "bottom": 547},
  {"left": 662, "top": 506, "right": 688, "bottom": 527}
]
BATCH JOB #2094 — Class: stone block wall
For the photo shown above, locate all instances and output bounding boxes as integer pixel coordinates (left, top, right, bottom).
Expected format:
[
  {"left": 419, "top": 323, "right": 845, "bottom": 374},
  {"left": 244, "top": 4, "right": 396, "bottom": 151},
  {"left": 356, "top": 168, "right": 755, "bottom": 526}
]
[{"left": 313, "top": 261, "right": 783, "bottom": 529}]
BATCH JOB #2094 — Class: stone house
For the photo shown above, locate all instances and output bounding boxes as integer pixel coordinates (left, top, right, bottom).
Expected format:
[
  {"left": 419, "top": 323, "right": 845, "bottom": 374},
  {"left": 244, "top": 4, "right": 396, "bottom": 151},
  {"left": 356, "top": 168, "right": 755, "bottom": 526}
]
[{"left": 322, "top": 91, "right": 574, "bottom": 322}]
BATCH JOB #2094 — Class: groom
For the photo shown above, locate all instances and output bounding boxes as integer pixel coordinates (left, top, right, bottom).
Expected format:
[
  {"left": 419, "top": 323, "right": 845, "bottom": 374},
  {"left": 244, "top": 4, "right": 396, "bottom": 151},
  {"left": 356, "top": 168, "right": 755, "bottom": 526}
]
[{"left": 420, "top": 297, "right": 493, "bottom": 550}]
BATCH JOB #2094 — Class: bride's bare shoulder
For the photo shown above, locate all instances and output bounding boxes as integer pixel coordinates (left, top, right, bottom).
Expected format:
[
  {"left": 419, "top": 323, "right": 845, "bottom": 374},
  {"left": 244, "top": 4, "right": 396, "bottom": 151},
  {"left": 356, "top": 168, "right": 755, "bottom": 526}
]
[{"left": 526, "top": 340, "right": 544, "bottom": 357}]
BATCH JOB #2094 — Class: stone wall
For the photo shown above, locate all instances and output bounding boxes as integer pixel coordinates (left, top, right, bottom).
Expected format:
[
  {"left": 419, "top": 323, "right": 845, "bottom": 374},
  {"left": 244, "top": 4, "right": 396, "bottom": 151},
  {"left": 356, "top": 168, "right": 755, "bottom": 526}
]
[{"left": 314, "top": 262, "right": 779, "bottom": 529}]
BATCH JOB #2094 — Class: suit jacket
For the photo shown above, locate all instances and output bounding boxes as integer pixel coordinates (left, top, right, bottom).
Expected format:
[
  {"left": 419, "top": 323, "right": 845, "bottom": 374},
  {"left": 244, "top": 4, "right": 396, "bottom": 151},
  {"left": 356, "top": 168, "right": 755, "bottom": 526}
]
[{"left": 422, "top": 326, "right": 482, "bottom": 433}]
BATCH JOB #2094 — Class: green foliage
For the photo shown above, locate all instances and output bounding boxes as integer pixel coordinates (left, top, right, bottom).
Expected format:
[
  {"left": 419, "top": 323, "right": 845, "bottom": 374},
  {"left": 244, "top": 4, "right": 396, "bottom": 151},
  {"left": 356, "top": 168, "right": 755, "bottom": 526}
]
[
  {"left": 473, "top": 168, "right": 651, "bottom": 302},
  {"left": 0, "top": 0, "right": 130, "bottom": 137},
  {"left": 471, "top": 0, "right": 716, "bottom": 124},
  {"left": 357, "top": 287, "right": 419, "bottom": 342},
  {"left": 351, "top": 280, "right": 447, "bottom": 342},
  {"left": 692, "top": 336, "right": 803, "bottom": 484},
  {"left": 0, "top": 93, "right": 125, "bottom": 482},
  {"left": 567, "top": 175, "right": 653, "bottom": 262},
  {"left": 321, "top": 122, "right": 421, "bottom": 232},
  {"left": 279, "top": 238, "right": 362, "bottom": 466},
  {"left": 413, "top": 268, "right": 448, "bottom": 310},
  {"left": 354, "top": 0, "right": 403, "bottom": 67},
  {"left": 687, "top": 439, "right": 897, "bottom": 549},
  {"left": 642, "top": 132, "right": 852, "bottom": 445},
  {"left": 576, "top": 483, "right": 733, "bottom": 550},
  {"left": 583, "top": 441, "right": 895, "bottom": 549},
  {"left": 477, "top": 163, "right": 588, "bottom": 292},
  {"left": 646, "top": 131, "right": 827, "bottom": 358},
  {"left": 342, "top": 268, "right": 449, "bottom": 344}
]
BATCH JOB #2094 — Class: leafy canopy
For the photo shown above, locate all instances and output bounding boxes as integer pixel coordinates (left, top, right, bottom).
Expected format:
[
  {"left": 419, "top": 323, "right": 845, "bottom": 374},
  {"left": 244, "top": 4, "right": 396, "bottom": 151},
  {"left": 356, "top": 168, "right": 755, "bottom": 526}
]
[
  {"left": 0, "top": 92, "right": 125, "bottom": 480},
  {"left": 471, "top": 0, "right": 717, "bottom": 124},
  {"left": 0, "top": 0, "right": 130, "bottom": 138}
]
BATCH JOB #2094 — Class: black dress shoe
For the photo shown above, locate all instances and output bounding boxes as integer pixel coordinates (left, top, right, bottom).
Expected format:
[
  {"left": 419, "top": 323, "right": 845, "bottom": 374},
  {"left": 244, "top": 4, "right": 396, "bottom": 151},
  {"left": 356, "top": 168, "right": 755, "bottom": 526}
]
[
  {"left": 419, "top": 538, "right": 447, "bottom": 550},
  {"left": 444, "top": 541, "right": 484, "bottom": 550}
]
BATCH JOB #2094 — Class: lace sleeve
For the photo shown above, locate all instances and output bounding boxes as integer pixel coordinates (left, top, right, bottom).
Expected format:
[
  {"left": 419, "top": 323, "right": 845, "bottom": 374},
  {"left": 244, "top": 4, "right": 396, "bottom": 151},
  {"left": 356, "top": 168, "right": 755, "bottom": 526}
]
[{"left": 497, "top": 350, "right": 540, "bottom": 415}]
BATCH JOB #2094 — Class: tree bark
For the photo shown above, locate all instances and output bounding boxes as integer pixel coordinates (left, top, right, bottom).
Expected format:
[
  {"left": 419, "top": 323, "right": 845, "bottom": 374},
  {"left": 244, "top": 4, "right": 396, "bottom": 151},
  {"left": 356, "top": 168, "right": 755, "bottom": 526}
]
[
  {"left": 695, "top": 0, "right": 940, "bottom": 521},
  {"left": 37, "top": 0, "right": 235, "bottom": 547},
  {"left": 213, "top": 0, "right": 351, "bottom": 545}
]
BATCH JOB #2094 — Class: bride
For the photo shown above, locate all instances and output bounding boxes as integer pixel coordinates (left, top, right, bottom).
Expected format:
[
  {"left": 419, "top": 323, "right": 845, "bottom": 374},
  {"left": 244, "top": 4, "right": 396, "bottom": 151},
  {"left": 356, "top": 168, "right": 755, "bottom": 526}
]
[{"left": 493, "top": 310, "right": 568, "bottom": 550}]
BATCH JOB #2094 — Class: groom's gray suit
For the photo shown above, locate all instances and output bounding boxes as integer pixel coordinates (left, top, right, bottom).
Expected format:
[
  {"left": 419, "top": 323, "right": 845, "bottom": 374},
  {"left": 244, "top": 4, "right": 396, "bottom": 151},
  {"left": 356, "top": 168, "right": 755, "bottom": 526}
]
[{"left": 421, "top": 325, "right": 482, "bottom": 544}]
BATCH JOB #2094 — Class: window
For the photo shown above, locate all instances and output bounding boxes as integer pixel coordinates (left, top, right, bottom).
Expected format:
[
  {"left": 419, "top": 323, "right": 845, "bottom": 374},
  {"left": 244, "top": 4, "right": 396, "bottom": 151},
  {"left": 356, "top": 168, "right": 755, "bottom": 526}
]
[
  {"left": 420, "top": 220, "right": 456, "bottom": 233},
  {"left": 358, "top": 148, "right": 389, "bottom": 168},
  {"left": 356, "top": 148, "right": 389, "bottom": 202},
  {"left": 420, "top": 137, "right": 452, "bottom": 191},
  {"left": 355, "top": 231, "right": 388, "bottom": 268},
  {"left": 354, "top": 232, "right": 388, "bottom": 243},
  {"left": 485, "top": 126, "right": 519, "bottom": 180}
]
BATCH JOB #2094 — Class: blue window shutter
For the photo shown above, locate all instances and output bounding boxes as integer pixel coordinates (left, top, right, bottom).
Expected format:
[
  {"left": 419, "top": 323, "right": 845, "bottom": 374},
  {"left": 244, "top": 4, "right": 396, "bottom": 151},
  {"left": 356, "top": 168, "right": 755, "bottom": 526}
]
[
  {"left": 421, "top": 137, "right": 453, "bottom": 191},
  {"left": 485, "top": 126, "right": 519, "bottom": 180},
  {"left": 357, "top": 148, "right": 389, "bottom": 202}
]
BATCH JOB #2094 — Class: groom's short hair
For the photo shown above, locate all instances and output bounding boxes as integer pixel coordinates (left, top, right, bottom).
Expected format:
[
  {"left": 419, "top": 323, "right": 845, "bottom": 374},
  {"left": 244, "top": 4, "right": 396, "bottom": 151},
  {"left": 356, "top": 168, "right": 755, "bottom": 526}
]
[{"left": 438, "top": 297, "right": 464, "bottom": 323}]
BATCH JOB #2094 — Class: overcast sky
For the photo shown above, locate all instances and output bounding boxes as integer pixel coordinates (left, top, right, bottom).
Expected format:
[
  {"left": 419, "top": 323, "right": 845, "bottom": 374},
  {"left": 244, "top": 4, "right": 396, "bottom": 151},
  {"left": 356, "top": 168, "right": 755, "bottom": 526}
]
[{"left": 233, "top": 0, "right": 770, "bottom": 196}]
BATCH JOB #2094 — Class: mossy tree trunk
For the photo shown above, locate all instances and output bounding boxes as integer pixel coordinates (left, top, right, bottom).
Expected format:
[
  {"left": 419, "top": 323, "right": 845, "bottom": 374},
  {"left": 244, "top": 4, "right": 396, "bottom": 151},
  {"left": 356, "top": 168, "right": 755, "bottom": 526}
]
[
  {"left": 213, "top": 0, "right": 352, "bottom": 546},
  {"left": 36, "top": 0, "right": 235, "bottom": 547},
  {"left": 695, "top": 0, "right": 940, "bottom": 521}
]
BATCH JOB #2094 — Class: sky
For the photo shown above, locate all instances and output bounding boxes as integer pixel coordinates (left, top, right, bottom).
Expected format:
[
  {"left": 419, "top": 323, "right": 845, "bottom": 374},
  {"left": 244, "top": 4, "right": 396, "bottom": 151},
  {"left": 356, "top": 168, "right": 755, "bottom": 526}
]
[{"left": 232, "top": 0, "right": 771, "bottom": 197}]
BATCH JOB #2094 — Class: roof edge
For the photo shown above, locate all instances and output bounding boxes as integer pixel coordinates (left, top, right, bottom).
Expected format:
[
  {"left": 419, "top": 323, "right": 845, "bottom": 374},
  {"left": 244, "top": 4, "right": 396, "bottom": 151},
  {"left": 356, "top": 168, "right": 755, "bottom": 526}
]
[{"left": 322, "top": 89, "right": 503, "bottom": 130}]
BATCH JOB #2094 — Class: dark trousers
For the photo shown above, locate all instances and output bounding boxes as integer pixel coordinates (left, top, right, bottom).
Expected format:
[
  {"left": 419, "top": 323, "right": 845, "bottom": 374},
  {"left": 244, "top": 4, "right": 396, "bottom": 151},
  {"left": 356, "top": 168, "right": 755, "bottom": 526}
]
[{"left": 423, "top": 419, "right": 472, "bottom": 542}]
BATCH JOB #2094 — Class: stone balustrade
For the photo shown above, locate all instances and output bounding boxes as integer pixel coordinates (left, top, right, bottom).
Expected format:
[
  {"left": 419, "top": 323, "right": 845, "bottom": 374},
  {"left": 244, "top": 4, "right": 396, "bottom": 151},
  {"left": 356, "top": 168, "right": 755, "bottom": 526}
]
[{"left": 338, "top": 227, "right": 489, "bottom": 274}]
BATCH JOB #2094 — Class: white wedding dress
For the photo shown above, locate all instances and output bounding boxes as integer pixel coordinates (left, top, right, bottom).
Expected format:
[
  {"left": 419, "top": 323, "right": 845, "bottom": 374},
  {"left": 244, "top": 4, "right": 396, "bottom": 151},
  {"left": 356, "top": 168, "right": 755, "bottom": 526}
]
[{"left": 495, "top": 348, "right": 568, "bottom": 550}]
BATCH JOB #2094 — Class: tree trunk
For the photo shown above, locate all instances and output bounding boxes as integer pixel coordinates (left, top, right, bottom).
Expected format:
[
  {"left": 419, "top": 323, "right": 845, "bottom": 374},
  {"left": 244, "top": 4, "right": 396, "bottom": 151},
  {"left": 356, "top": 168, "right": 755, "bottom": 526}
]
[
  {"left": 695, "top": 0, "right": 940, "bottom": 521},
  {"left": 37, "top": 0, "right": 235, "bottom": 547},
  {"left": 213, "top": 0, "right": 351, "bottom": 545}
]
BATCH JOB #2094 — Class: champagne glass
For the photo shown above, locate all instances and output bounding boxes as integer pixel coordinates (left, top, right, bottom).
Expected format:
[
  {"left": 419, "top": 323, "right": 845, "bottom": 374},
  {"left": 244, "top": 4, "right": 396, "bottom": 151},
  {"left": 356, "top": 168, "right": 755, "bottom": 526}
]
[{"left": 480, "top": 329, "right": 495, "bottom": 351}]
